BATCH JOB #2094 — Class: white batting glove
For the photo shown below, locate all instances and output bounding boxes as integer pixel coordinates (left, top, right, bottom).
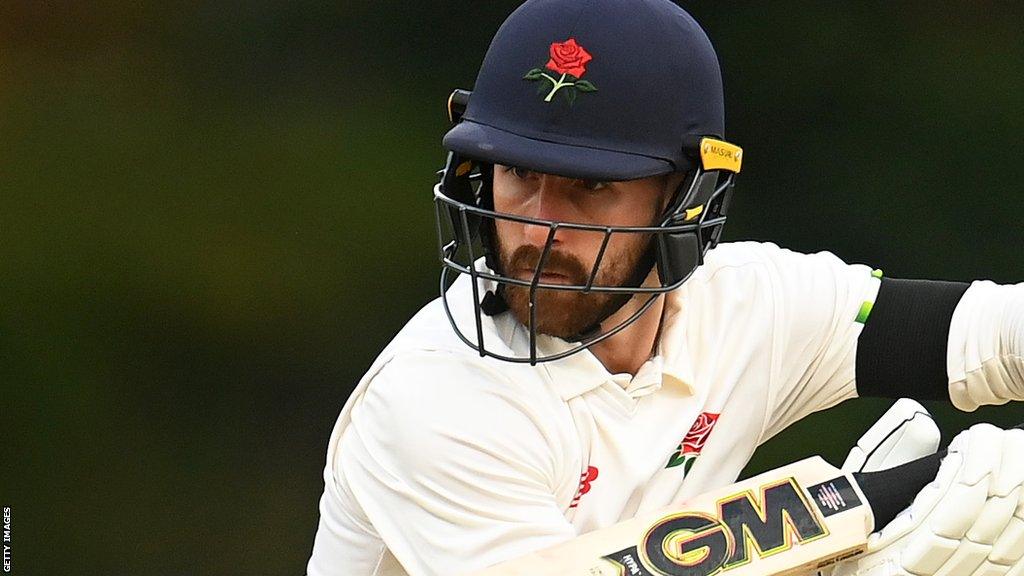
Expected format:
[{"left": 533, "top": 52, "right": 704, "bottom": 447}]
[
  {"left": 832, "top": 423, "right": 1024, "bottom": 576},
  {"left": 840, "top": 398, "right": 940, "bottom": 474},
  {"left": 812, "top": 398, "right": 938, "bottom": 576}
]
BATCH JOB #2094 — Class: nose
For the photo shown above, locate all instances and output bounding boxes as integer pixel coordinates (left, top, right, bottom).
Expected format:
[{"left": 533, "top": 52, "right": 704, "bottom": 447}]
[
  {"left": 521, "top": 176, "right": 571, "bottom": 248},
  {"left": 522, "top": 214, "right": 559, "bottom": 248}
]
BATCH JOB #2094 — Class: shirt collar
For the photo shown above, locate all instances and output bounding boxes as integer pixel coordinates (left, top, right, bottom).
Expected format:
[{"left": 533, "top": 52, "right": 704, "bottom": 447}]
[
  {"left": 477, "top": 257, "right": 699, "bottom": 399},
  {"left": 657, "top": 287, "right": 697, "bottom": 396},
  {"left": 537, "top": 336, "right": 614, "bottom": 401},
  {"left": 538, "top": 289, "right": 699, "bottom": 401}
]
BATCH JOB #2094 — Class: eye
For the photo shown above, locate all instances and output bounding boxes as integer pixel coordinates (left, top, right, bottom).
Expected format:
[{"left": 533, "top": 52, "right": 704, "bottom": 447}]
[
  {"left": 574, "top": 179, "right": 608, "bottom": 192},
  {"left": 506, "top": 165, "right": 535, "bottom": 179}
]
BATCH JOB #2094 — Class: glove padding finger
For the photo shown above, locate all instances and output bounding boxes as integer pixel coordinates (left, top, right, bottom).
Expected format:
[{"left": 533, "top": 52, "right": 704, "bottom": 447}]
[{"left": 833, "top": 424, "right": 1024, "bottom": 576}]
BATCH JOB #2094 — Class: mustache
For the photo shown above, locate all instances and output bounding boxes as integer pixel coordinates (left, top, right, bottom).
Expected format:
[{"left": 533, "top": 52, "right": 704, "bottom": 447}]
[{"left": 506, "top": 245, "right": 590, "bottom": 284}]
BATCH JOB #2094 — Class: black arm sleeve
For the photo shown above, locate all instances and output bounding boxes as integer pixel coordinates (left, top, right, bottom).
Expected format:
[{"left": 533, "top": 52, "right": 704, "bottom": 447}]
[{"left": 855, "top": 277, "right": 970, "bottom": 400}]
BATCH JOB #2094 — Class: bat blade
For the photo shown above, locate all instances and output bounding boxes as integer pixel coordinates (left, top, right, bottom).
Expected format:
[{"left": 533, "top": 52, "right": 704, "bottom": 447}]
[{"left": 471, "top": 456, "right": 873, "bottom": 576}]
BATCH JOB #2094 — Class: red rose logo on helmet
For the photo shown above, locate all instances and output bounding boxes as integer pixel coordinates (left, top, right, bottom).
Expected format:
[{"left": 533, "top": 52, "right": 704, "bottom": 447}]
[
  {"left": 523, "top": 38, "right": 598, "bottom": 104},
  {"left": 547, "top": 38, "right": 591, "bottom": 77}
]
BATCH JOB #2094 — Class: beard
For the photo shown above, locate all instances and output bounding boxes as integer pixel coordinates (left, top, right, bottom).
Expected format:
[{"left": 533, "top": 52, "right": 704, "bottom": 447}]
[{"left": 496, "top": 233, "right": 653, "bottom": 341}]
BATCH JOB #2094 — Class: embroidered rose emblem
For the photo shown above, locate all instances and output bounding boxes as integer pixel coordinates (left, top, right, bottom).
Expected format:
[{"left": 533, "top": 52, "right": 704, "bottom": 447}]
[
  {"left": 682, "top": 412, "right": 720, "bottom": 455},
  {"left": 665, "top": 412, "right": 720, "bottom": 472},
  {"left": 546, "top": 38, "right": 592, "bottom": 78},
  {"left": 523, "top": 38, "right": 598, "bottom": 104}
]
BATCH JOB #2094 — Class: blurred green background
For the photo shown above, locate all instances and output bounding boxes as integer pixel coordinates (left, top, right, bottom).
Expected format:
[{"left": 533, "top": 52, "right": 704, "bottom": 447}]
[{"left": 3, "top": 1, "right": 1023, "bottom": 573}]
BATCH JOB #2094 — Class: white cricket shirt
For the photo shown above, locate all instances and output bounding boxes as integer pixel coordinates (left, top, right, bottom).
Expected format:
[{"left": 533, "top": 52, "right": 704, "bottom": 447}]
[{"left": 306, "top": 241, "right": 884, "bottom": 576}]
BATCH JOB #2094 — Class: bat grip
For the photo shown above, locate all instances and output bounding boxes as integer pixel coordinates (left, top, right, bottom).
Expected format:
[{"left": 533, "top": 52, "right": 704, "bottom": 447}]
[
  {"left": 852, "top": 451, "right": 943, "bottom": 530},
  {"left": 852, "top": 422, "right": 1024, "bottom": 530}
]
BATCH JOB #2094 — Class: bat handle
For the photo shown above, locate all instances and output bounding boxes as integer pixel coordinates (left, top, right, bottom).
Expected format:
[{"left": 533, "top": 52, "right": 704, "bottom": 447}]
[
  {"left": 852, "top": 451, "right": 942, "bottom": 530},
  {"left": 853, "top": 422, "right": 1024, "bottom": 530}
]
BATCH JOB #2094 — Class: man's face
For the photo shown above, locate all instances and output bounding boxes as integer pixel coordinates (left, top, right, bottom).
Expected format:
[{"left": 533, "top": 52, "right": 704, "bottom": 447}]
[{"left": 491, "top": 165, "right": 678, "bottom": 339}]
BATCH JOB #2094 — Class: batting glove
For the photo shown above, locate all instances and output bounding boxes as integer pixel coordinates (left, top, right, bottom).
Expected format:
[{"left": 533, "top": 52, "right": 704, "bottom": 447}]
[{"left": 832, "top": 423, "right": 1024, "bottom": 576}]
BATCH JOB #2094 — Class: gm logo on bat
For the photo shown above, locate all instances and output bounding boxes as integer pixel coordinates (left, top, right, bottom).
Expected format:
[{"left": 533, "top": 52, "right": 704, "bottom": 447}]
[{"left": 602, "top": 476, "right": 862, "bottom": 576}]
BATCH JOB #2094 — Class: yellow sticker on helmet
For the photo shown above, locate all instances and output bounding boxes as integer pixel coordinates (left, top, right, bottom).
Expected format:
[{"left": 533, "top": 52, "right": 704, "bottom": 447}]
[
  {"left": 684, "top": 204, "right": 704, "bottom": 221},
  {"left": 700, "top": 138, "right": 743, "bottom": 173},
  {"left": 455, "top": 161, "right": 473, "bottom": 177}
]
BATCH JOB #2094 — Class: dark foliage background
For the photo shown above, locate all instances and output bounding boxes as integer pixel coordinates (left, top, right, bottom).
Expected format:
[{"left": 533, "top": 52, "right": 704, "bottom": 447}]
[{"left": 3, "top": 1, "right": 1023, "bottom": 573}]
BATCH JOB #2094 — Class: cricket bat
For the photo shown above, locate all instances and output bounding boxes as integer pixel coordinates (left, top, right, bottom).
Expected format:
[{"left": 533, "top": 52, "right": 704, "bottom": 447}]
[{"left": 470, "top": 452, "right": 943, "bottom": 576}]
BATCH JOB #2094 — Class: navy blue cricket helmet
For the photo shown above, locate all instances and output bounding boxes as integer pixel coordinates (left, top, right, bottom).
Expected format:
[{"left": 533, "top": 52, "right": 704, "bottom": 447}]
[{"left": 434, "top": 0, "right": 744, "bottom": 364}]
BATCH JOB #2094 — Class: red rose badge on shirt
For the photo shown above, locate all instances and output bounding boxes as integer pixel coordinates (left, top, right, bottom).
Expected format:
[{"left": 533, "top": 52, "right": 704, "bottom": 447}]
[
  {"left": 523, "top": 38, "right": 598, "bottom": 104},
  {"left": 665, "top": 412, "right": 720, "bottom": 473}
]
